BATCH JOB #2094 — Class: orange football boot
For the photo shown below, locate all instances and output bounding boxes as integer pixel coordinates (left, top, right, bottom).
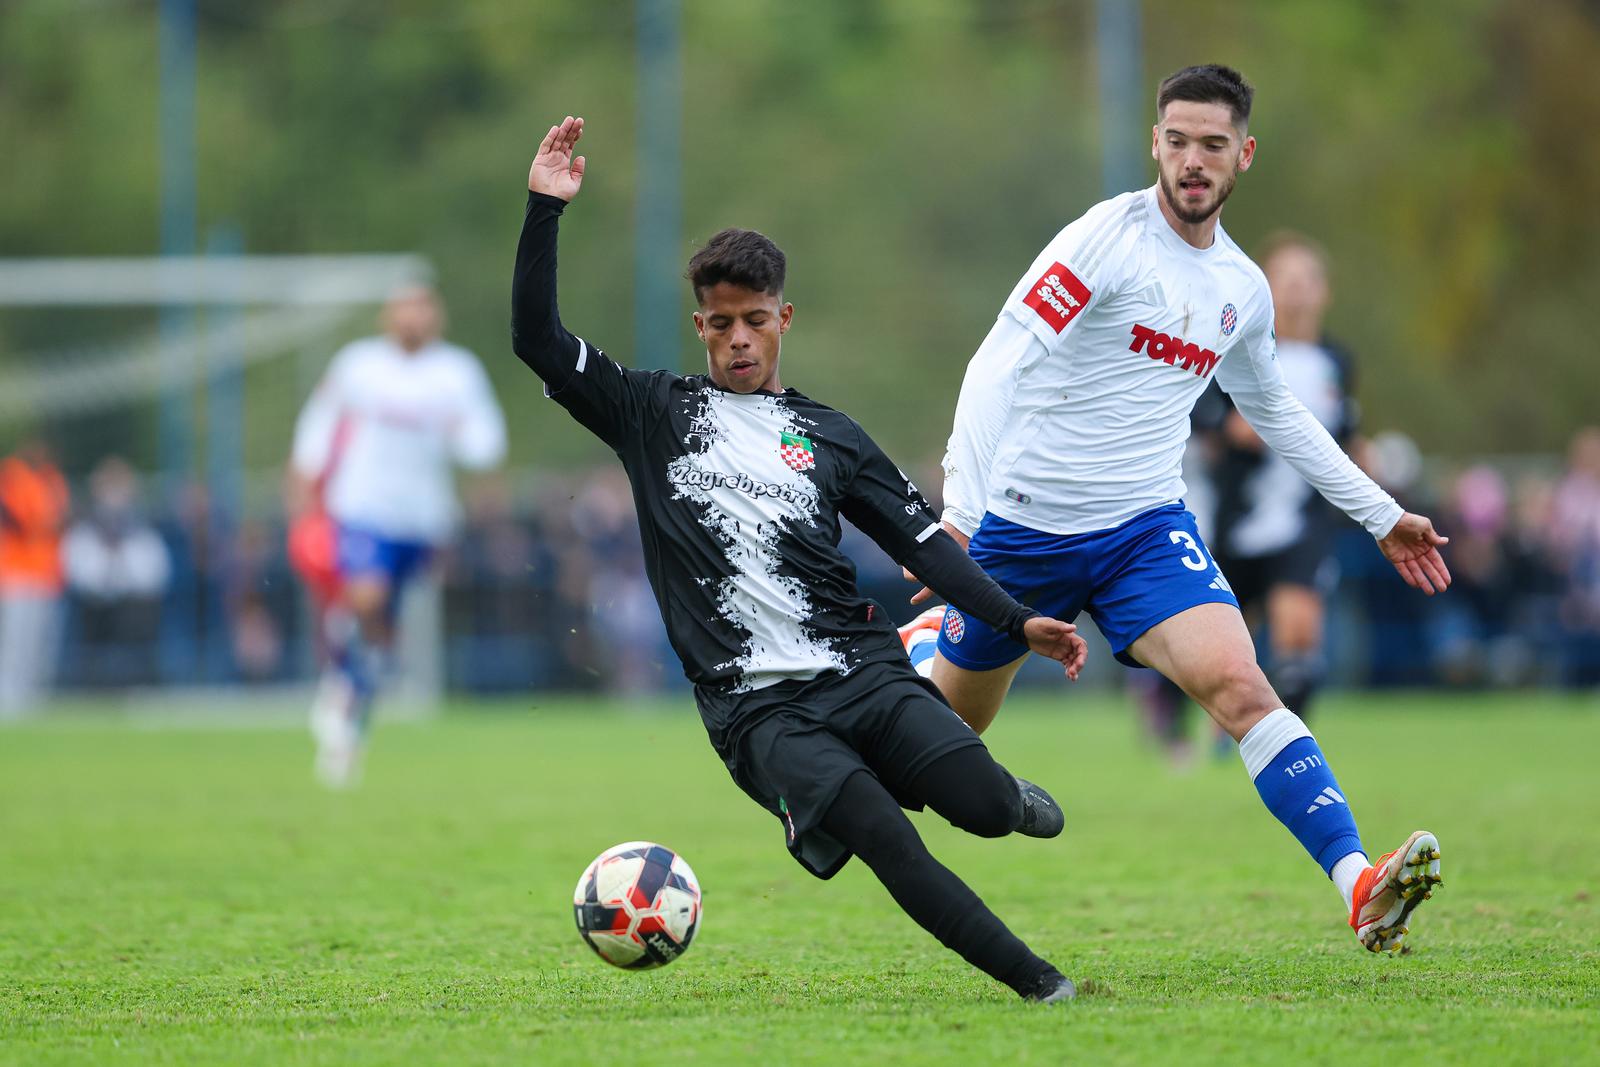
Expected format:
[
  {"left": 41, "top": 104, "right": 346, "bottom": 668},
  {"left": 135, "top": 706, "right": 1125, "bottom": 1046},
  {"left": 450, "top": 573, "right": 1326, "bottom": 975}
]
[{"left": 1349, "top": 830, "right": 1442, "bottom": 953}]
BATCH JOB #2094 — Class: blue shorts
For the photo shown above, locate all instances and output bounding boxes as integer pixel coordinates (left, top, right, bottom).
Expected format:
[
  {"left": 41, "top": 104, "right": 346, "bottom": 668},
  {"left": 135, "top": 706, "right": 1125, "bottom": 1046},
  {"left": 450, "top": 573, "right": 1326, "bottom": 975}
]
[
  {"left": 336, "top": 525, "right": 433, "bottom": 590},
  {"left": 936, "top": 504, "right": 1238, "bottom": 669}
]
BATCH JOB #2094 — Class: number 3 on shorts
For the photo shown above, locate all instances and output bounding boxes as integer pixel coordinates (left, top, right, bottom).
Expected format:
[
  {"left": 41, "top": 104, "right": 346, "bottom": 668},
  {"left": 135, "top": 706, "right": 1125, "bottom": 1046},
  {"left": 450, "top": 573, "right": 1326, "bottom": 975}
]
[{"left": 1168, "top": 529, "right": 1211, "bottom": 572}]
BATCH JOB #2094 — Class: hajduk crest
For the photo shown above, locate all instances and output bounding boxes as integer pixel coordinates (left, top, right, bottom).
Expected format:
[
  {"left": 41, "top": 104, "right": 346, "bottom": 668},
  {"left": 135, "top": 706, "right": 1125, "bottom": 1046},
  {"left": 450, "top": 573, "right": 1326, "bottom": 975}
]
[{"left": 778, "top": 431, "right": 816, "bottom": 472}]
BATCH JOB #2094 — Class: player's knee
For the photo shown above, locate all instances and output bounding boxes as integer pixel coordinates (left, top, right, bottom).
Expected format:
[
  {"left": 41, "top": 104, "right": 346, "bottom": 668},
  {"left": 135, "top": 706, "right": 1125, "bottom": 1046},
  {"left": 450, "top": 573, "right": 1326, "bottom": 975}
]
[
  {"left": 930, "top": 758, "right": 1021, "bottom": 838},
  {"left": 823, "top": 774, "right": 923, "bottom": 868},
  {"left": 1202, "top": 656, "right": 1277, "bottom": 730},
  {"left": 343, "top": 579, "right": 388, "bottom": 618},
  {"left": 852, "top": 811, "right": 924, "bottom": 870},
  {"left": 948, "top": 787, "right": 1021, "bottom": 839}
]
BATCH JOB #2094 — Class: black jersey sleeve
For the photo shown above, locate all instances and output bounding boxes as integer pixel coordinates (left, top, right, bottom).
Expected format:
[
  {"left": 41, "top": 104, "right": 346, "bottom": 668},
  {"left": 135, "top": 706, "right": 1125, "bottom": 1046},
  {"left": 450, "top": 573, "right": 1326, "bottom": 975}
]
[
  {"left": 841, "top": 424, "right": 1038, "bottom": 644},
  {"left": 511, "top": 192, "right": 659, "bottom": 450}
]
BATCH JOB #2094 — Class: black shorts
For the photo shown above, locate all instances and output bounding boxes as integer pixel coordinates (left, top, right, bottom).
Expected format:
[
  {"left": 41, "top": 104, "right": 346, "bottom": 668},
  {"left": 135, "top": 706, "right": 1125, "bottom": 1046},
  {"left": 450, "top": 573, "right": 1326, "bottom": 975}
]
[
  {"left": 1216, "top": 524, "right": 1340, "bottom": 617},
  {"left": 704, "top": 662, "right": 985, "bottom": 880}
]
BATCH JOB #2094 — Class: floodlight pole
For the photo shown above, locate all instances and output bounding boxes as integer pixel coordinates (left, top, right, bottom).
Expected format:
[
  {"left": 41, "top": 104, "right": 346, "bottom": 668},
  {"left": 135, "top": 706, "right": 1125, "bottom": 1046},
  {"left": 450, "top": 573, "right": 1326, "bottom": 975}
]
[
  {"left": 159, "top": 0, "right": 198, "bottom": 493},
  {"left": 1095, "top": 0, "right": 1145, "bottom": 199},
  {"left": 635, "top": 0, "right": 683, "bottom": 371}
]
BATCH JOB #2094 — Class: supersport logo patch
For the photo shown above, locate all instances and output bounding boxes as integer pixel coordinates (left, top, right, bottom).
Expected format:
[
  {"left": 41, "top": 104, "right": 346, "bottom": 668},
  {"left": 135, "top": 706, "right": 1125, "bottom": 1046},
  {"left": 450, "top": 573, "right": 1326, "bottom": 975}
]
[{"left": 1021, "top": 262, "right": 1091, "bottom": 334}]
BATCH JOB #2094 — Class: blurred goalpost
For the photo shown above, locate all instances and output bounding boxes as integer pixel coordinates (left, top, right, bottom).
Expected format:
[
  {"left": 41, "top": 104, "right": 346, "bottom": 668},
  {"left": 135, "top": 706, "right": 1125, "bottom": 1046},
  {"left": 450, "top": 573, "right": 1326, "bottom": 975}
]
[
  {"left": 0, "top": 252, "right": 429, "bottom": 422},
  {"left": 0, "top": 252, "right": 449, "bottom": 715}
]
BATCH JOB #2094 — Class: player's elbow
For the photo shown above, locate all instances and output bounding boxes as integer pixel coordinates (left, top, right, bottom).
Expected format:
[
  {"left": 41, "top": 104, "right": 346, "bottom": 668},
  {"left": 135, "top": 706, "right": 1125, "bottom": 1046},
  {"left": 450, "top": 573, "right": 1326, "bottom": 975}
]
[{"left": 509, "top": 330, "right": 559, "bottom": 379}]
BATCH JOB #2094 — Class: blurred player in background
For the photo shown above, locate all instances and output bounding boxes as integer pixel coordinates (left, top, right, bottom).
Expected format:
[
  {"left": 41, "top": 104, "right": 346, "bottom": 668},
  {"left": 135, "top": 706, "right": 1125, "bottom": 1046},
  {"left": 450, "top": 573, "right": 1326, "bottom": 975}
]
[
  {"left": 1134, "top": 230, "right": 1355, "bottom": 758},
  {"left": 1210, "top": 231, "right": 1355, "bottom": 719},
  {"left": 518, "top": 116, "right": 1084, "bottom": 1003},
  {"left": 289, "top": 284, "right": 506, "bottom": 786},
  {"left": 902, "top": 65, "right": 1450, "bottom": 954},
  {"left": 0, "top": 439, "right": 69, "bottom": 718}
]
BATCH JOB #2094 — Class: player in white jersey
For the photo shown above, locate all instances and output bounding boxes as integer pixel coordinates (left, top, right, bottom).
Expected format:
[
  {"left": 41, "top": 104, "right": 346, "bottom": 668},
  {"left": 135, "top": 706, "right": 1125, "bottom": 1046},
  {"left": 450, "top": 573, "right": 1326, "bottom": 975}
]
[
  {"left": 900, "top": 65, "right": 1450, "bottom": 953},
  {"left": 289, "top": 284, "right": 507, "bottom": 785}
]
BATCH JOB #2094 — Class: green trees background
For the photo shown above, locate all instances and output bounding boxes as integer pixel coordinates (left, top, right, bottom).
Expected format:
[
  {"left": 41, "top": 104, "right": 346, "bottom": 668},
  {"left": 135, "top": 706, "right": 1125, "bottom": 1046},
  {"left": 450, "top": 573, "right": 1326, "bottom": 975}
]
[{"left": 2, "top": 0, "right": 1597, "bottom": 476}]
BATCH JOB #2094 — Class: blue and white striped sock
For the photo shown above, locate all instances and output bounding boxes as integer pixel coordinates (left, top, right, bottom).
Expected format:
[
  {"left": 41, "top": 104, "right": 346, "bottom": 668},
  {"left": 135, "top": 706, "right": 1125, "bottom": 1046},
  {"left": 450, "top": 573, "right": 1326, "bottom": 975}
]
[{"left": 906, "top": 630, "right": 939, "bottom": 678}]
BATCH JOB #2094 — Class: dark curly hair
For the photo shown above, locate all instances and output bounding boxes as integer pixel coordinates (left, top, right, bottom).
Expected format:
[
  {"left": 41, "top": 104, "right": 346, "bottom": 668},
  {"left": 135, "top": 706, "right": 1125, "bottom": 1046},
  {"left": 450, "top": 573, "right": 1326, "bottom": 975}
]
[{"left": 685, "top": 228, "right": 787, "bottom": 305}]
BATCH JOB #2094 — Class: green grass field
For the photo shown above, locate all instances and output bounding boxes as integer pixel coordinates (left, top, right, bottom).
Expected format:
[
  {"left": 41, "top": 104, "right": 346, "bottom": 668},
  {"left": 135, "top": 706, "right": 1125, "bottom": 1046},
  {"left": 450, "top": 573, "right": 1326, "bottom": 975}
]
[{"left": 2, "top": 691, "right": 1597, "bottom": 1065}]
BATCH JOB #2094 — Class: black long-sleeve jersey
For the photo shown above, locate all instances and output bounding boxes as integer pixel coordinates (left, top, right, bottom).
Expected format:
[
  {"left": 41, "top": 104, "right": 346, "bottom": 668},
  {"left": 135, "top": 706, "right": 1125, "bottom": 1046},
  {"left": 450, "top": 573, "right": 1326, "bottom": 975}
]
[{"left": 512, "top": 192, "right": 1038, "bottom": 749}]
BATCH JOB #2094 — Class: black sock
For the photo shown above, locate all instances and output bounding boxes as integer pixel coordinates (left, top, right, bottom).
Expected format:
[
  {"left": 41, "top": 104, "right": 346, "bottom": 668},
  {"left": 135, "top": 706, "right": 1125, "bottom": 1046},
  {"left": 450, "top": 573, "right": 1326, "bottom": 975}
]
[
  {"left": 1271, "top": 652, "right": 1324, "bottom": 721},
  {"left": 820, "top": 771, "right": 1061, "bottom": 996}
]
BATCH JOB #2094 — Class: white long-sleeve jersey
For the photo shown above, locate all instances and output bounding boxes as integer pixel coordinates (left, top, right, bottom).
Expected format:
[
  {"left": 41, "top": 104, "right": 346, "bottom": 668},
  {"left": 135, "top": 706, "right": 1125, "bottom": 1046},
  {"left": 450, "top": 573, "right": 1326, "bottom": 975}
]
[
  {"left": 291, "top": 336, "right": 507, "bottom": 544},
  {"left": 942, "top": 184, "right": 1402, "bottom": 541}
]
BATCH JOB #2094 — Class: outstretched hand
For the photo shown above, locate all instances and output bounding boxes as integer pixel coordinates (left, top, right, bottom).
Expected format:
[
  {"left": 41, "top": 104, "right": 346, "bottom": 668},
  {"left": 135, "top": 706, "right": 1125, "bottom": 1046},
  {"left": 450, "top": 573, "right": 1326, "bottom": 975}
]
[
  {"left": 1378, "top": 511, "right": 1452, "bottom": 595},
  {"left": 1022, "top": 616, "right": 1088, "bottom": 682},
  {"left": 529, "top": 116, "right": 586, "bottom": 201}
]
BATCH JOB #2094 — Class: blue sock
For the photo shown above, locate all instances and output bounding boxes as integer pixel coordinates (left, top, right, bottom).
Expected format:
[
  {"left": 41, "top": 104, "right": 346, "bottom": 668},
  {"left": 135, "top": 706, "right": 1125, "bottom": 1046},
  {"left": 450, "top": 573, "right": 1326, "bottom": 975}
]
[
  {"left": 1239, "top": 708, "right": 1364, "bottom": 875},
  {"left": 325, "top": 610, "right": 379, "bottom": 731}
]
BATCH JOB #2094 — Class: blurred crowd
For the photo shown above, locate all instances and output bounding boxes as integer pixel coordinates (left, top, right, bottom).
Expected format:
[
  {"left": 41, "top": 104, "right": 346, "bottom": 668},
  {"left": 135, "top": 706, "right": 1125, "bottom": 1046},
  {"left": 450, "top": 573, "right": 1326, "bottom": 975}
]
[
  {"left": 3, "top": 427, "right": 1600, "bottom": 713},
  {"left": 1339, "top": 427, "right": 1600, "bottom": 690}
]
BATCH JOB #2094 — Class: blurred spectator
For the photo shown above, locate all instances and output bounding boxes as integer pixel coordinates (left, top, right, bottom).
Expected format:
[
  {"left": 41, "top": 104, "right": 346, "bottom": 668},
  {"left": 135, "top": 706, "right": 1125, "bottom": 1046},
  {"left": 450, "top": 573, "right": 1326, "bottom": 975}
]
[
  {"left": 0, "top": 440, "right": 70, "bottom": 716},
  {"left": 62, "top": 457, "right": 170, "bottom": 688},
  {"left": 1504, "top": 475, "right": 1567, "bottom": 682},
  {"left": 446, "top": 476, "right": 562, "bottom": 692},
  {"left": 159, "top": 481, "right": 230, "bottom": 684},
  {"left": 1435, "top": 466, "right": 1517, "bottom": 686},
  {"left": 26, "top": 439, "right": 1600, "bottom": 698},
  {"left": 570, "top": 469, "right": 674, "bottom": 694},
  {"left": 1552, "top": 427, "right": 1600, "bottom": 685},
  {"left": 1340, "top": 431, "right": 1439, "bottom": 686},
  {"left": 226, "top": 519, "right": 292, "bottom": 682}
]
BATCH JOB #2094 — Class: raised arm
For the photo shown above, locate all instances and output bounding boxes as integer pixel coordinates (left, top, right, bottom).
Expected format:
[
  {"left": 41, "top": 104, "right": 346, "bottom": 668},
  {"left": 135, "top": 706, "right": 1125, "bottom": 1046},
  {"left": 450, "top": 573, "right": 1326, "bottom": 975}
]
[
  {"left": 511, "top": 117, "right": 588, "bottom": 387},
  {"left": 289, "top": 356, "right": 346, "bottom": 486},
  {"left": 512, "top": 116, "right": 658, "bottom": 449}
]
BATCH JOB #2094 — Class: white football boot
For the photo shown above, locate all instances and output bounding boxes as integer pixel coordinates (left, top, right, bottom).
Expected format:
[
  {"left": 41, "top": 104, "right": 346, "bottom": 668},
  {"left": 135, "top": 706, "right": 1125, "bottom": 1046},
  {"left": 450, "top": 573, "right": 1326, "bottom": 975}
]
[{"left": 310, "top": 672, "right": 362, "bottom": 789}]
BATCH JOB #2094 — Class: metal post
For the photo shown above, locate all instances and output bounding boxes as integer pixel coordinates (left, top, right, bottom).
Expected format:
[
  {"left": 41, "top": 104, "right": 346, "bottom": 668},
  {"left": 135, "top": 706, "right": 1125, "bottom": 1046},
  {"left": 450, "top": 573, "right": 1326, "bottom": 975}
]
[
  {"left": 635, "top": 0, "right": 682, "bottom": 370},
  {"left": 159, "top": 0, "right": 198, "bottom": 490},
  {"left": 1095, "top": 0, "right": 1145, "bottom": 199},
  {"left": 202, "top": 224, "right": 243, "bottom": 683}
]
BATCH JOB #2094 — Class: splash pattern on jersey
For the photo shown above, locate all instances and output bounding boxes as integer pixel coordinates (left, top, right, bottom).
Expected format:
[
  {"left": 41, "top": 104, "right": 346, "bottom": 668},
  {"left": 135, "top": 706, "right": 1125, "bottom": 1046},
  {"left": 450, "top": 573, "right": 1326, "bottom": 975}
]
[{"left": 666, "top": 389, "right": 845, "bottom": 692}]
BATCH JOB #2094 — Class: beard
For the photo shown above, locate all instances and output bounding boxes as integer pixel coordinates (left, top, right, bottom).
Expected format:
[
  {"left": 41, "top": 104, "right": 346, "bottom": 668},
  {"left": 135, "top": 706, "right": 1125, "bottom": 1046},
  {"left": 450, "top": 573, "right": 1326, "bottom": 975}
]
[{"left": 1159, "top": 168, "right": 1237, "bottom": 225}]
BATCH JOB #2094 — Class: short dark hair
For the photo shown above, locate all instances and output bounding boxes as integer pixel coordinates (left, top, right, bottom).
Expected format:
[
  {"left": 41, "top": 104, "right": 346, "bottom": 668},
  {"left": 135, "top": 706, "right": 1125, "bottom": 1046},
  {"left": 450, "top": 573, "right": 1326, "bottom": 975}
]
[
  {"left": 685, "top": 228, "right": 787, "bottom": 305},
  {"left": 1157, "top": 64, "right": 1253, "bottom": 128}
]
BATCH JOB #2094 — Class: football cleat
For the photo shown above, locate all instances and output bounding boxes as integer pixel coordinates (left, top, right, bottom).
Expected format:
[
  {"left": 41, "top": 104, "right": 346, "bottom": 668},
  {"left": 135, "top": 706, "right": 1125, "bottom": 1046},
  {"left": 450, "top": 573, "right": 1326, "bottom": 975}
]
[
  {"left": 1013, "top": 775, "right": 1065, "bottom": 839},
  {"left": 1349, "top": 830, "right": 1442, "bottom": 953},
  {"left": 310, "top": 672, "right": 363, "bottom": 789},
  {"left": 1026, "top": 974, "right": 1078, "bottom": 1004},
  {"left": 896, "top": 605, "right": 947, "bottom": 652}
]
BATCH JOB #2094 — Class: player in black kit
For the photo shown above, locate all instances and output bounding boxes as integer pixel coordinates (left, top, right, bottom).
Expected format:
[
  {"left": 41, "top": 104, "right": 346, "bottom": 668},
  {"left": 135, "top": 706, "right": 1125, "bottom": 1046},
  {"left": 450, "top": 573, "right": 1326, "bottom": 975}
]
[{"left": 515, "top": 116, "right": 1086, "bottom": 1003}]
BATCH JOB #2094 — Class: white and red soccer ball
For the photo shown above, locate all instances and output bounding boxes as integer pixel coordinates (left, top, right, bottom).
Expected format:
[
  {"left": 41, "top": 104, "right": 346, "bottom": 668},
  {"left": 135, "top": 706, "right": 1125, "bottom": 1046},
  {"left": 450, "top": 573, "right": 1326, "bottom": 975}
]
[{"left": 573, "top": 841, "right": 702, "bottom": 969}]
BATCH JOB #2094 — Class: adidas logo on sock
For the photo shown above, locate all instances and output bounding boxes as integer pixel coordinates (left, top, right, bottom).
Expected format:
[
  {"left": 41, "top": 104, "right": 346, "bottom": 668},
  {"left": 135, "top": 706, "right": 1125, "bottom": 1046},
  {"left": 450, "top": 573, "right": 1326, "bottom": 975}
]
[{"left": 1305, "top": 786, "right": 1346, "bottom": 814}]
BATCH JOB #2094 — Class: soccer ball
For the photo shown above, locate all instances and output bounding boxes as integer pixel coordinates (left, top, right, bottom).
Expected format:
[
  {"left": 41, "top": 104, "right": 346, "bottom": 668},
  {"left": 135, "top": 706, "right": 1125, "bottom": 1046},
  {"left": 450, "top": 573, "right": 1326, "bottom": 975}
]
[{"left": 572, "top": 841, "right": 702, "bottom": 969}]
